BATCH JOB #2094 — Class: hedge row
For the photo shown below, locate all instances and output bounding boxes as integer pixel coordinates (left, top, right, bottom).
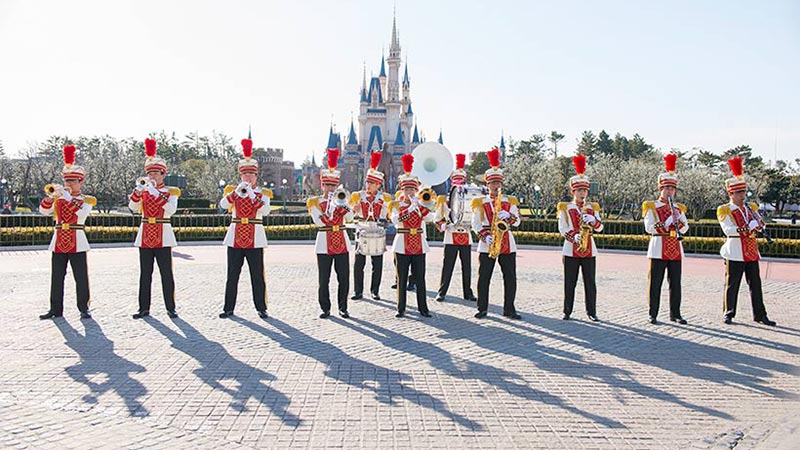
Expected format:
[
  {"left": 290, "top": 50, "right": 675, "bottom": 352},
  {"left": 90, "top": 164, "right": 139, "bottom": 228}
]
[{"left": 2, "top": 223, "right": 797, "bottom": 258}]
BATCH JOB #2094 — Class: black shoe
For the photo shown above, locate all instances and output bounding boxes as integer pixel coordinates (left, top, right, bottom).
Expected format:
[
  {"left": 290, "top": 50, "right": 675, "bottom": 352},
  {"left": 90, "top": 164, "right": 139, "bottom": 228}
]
[
  {"left": 351, "top": 294, "right": 363, "bottom": 300},
  {"left": 391, "top": 284, "right": 397, "bottom": 289},
  {"left": 723, "top": 316, "right": 733, "bottom": 324},
  {"left": 167, "top": 310, "right": 178, "bottom": 318},
  {"left": 219, "top": 311, "right": 233, "bottom": 319},
  {"left": 39, "top": 311, "right": 62, "bottom": 320},
  {"left": 474, "top": 311, "right": 487, "bottom": 319},
  {"left": 465, "top": 294, "right": 477, "bottom": 302},
  {"left": 395, "top": 312, "right": 404, "bottom": 318},
  {"left": 258, "top": 310, "right": 269, "bottom": 319},
  {"left": 371, "top": 292, "right": 381, "bottom": 301},
  {"left": 562, "top": 314, "right": 570, "bottom": 320},
  {"left": 508, "top": 313, "right": 522, "bottom": 320},
  {"left": 587, "top": 315, "right": 599, "bottom": 322},
  {"left": 407, "top": 284, "right": 416, "bottom": 292},
  {"left": 339, "top": 310, "right": 350, "bottom": 319},
  {"left": 670, "top": 316, "right": 687, "bottom": 325},
  {"left": 420, "top": 311, "right": 432, "bottom": 318},
  {"left": 132, "top": 311, "right": 150, "bottom": 320},
  {"left": 649, "top": 316, "right": 658, "bottom": 325},
  {"left": 435, "top": 295, "right": 445, "bottom": 302},
  {"left": 319, "top": 311, "right": 330, "bottom": 319},
  {"left": 755, "top": 317, "right": 776, "bottom": 326},
  {"left": 80, "top": 311, "right": 92, "bottom": 320}
]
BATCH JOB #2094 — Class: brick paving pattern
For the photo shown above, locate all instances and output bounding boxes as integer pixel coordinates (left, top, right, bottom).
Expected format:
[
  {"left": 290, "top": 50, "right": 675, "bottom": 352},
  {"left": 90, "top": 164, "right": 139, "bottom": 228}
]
[{"left": 2, "top": 243, "right": 799, "bottom": 449}]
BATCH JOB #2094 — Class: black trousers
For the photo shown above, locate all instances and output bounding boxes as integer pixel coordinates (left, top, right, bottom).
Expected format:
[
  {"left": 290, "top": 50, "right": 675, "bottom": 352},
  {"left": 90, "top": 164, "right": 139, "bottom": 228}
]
[
  {"left": 49, "top": 252, "right": 90, "bottom": 315},
  {"left": 318, "top": 253, "right": 350, "bottom": 313},
  {"left": 353, "top": 253, "right": 383, "bottom": 296},
  {"left": 477, "top": 252, "right": 516, "bottom": 314},
  {"left": 138, "top": 247, "right": 176, "bottom": 313},
  {"left": 563, "top": 256, "right": 596, "bottom": 316},
  {"left": 392, "top": 257, "right": 416, "bottom": 287},
  {"left": 724, "top": 259, "right": 768, "bottom": 320},
  {"left": 648, "top": 258, "right": 682, "bottom": 319},
  {"left": 224, "top": 247, "right": 267, "bottom": 313},
  {"left": 438, "top": 244, "right": 474, "bottom": 298},
  {"left": 396, "top": 253, "right": 428, "bottom": 314}
]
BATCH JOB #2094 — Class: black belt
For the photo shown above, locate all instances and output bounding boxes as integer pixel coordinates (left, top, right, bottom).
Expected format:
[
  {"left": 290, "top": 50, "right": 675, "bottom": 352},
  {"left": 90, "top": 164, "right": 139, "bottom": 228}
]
[
  {"left": 54, "top": 224, "right": 85, "bottom": 230},
  {"left": 232, "top": 218, "right": 262, "bottom": 224},
  {"left": 318, "top": 226, "right": 343, "bottom": 232},
  {"left": 397, "top": 228, "right": 423, "bottom": 235},
  {"left": 142, "top": 217, "right": 171, "bottom": 224}
]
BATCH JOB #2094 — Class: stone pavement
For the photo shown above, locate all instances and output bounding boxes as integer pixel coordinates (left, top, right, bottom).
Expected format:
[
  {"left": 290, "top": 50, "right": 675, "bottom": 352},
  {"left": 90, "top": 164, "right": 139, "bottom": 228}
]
[{"left": 1, "top": 243, "right": 799, "bottom": 449}]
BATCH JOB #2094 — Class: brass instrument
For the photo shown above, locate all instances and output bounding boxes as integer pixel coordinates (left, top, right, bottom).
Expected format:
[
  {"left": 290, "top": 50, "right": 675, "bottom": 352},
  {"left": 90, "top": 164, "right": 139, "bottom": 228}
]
[
  {"left": 666, "top": 196, "right": 684, "bottom": 241},
  {"left": 417, "top": 188, "right": 435, "bottom": 203},
  {"left": 578, "top": 203, "right": 592, "bottom": 252},
  {"left": 447, "top": 185, "right": 466, "bottom": 225},
  {"left": 135, "top": 177, "right": 153, "bottom": 188},
  {"left": 236, "top": 182, "right": 250, "bottom": 198},
  {"left": 488, "top": 188, "right": 508, "bottom": 259},
  {"left": 44, "top": 183, "right": 64, "bottom": 198},
  {"left": 744, "top": 202, "right": 773, "bottom": 244},
  {"left": 326, "top": 185, "right": 350, "bottom": 218}
]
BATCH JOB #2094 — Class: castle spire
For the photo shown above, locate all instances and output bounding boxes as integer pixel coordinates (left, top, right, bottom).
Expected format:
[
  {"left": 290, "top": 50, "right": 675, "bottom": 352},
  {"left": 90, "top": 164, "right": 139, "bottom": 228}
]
[
  {"left": 438, "top": 129, "right": 444, "bottom": 145},
  {"left": 391, "top": 9, "right": 399, "bottom": 50},
  {"left": 379, "top": 52, "right": 386, "bottom": 77}
]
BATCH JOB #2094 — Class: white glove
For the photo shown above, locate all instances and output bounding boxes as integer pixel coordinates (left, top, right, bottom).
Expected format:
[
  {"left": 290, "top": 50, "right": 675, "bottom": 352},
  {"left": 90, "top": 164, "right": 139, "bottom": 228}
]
[
  {"left": 247, "top": 185, "right": 256, "bottom": 200},
  {"left": 582, "top": 213, "right": 596, "bottom": 224},
  {"left": 438, "top": 222, "right": 447, "bottom": 233},
  {"left": 134, "top": 183, "right": 145, "bottom": 192},
  {"left": 663, "top": 215, "right": 674, "bottom": 228},
  {"left": 58, "top": 189, "right": 72, "bottom": 201},
  {"left": 498, "top": 210, "right": 511, "bottom": 221},
  {"left": 748, "top": 220, "right": 759, "bottom": 230},
  {"left": 573, "top": 234, "right": 581, "bottom": 245},
  {"left": 484, "top": 235, "right": 493, "bottom": 245}
]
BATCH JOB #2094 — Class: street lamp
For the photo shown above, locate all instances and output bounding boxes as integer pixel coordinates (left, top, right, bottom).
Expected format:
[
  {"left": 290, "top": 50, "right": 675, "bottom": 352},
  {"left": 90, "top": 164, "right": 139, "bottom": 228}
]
[
  {"left": 0, "top": 178, "right": 9, "bottom": 214},
  {"left": 218, "top": 179, "right": 225, "bottom": 212},
  {"left": 534, "top": 185, "right": 541, "bottom": 219},
  {"left": 281, "top": 178, "right": 288, "bottom": 212}
]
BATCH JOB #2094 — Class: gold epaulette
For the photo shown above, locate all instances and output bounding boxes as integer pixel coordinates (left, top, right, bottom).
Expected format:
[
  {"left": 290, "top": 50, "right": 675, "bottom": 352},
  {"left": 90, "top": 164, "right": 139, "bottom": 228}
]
[
  {"left": 557, "top": 202, "right": 568, "bottom": 214},
  {"left": 306, "top": 197, "right": 319, "bottom": 210},
  {"left": 748, "top": 202, "right": 759, "bottom": 212},
  {"left": 382, "top": 192, "right": 392, "bottom": 203},
  {"left": 642, "top": 201, "right": 656, "bottom": 216},
  {"left": 387, "top": 200, "right": 399, "bottom": 215},
  {"left": 261, "top": 188, "right": 274, "bottom": 199},
  {"left": 677, "top": 202, "right": 687, "bottom": 213},
  {"left": 717, "top": 204, "right": 731, "bottom": 222},
  {"left": 168, "top": 187, "right": 181, "bottom": 197},
  {"left": 471, "top": 197, "right": 483, "bottom": 211},
  {"left": 394, "top": 191, "right": 402, "bottom": 201},
  {"left": 223, "top": 185, "right": 236, "bottom": 197},
  {"left": 82, "top": 196, "right": 97, "bottom": 207},
  {"left": 590, "top": 202, "right": 601, "bottom": 212},
  {"left": 436, "top": 195, "right": 447, "bottom": 206},
  {"left": 508, "top": 195, "right": 520, "bottom": 206},
  {"left": 349, "top": 192, "right": 360, "bottom": 206}
]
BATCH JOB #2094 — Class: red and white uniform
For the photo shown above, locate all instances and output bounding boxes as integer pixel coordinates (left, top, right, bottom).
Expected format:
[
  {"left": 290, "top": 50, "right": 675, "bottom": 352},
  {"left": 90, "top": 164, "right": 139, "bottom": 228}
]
[
  {"left": 718, "top": 202, "right": 761, "bottom": 262},
  {"left": 643, "top": 200, "right": 688, "bottom": 260},
  {"left": 39, "top": 195, "right": 93, "bottom": 253},
  {"left": 557, "top": 201, "right": 604, "bottom": 257},
  {"left": 309, "top": 196, "right": 355, "bottom": 254},
  {"left": 220, "top": 187, "right": 270, "bottom": 249},
  {"left": 129, "top": 185, "right": 178, "bottom": 248},
  {"left": 472, "top": 195, "right": 521, "bottom": 254},
  {"left": 352, "top": 191, "right": 390, "bottom": 222},
  {"left": 391, "top": 195, "right": 435, "bottom": 254},
  {"left": 434, "top": 200, "right": 473, "bottom": 246}
]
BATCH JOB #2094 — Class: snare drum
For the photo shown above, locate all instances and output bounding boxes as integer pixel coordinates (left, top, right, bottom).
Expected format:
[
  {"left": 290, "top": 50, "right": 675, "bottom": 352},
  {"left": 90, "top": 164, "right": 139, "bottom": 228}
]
[{"left": 356, "top": 224, "right": 386, "bottom": 256}]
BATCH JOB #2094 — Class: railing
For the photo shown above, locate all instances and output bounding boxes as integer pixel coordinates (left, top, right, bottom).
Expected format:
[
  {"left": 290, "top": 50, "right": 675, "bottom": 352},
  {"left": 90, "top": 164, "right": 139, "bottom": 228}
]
[{"left": 2, "top": 215, "right": 798, "bottom": 258}]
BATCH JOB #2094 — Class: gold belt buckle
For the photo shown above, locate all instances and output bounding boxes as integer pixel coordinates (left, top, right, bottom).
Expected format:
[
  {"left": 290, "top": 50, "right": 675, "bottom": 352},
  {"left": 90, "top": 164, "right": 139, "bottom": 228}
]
[
  {"left": 61, "top": 223, "right": 69, "bottom": 231},
  {"left": 410, "top": 228, "right": 417, "bottom": 235},
  {"left": 148, "top": 217, "right": 157, "bottom": 224},
  {"left": 241, "top": 217, "right": 249, "bottom": 225},
  {"left": 332, "top": 225, "right": 339, "bottom": 232}
]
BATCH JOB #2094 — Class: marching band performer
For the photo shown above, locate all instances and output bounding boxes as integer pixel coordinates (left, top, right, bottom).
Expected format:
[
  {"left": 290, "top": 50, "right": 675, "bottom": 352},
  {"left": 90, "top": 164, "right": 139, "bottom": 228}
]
[
  {"left": 350, "top": 151, "right": 391, "bottom": 301},
  {"left": 307, "top": 148, "right": 354, "bottom": 319},
  {"left": 473, "top": 148, "right": 521, "bottom": 320},
  {"left": 434, "top": 153, "right": 477, "bottom": 302},
  {"left": 39, "top": 145, "right": 96, "bottom": 320},
  {"left": 557, "top": 154, "right": 603, "bottom": 322},
  {"left": 642, "top": 154, "right": 689, "bottom": 325},
  {"left": 129, "top": 138, "right": 180, "bottom": 319},
  {"left": 718, "top": 157, "right": 775, "bottom": 326},
  {"left": 218, "top": 138, "right": 272, "bottom": 319},
  {"left": 389, "top": 154, "right": 435, "bottom": 318}
]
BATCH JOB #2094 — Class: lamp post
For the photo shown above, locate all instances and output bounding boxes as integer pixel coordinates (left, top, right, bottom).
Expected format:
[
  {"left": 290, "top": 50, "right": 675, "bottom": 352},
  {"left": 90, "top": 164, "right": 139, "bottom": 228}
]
[
  {"left": 534, "top": 184, "right": 541, "bottom": 219},
  {"left": 281, "top": 178, "right": 288, "bottom": 212},
  {"left": 218, "top": 179, "right": 225, "bottom": 212},
  {"left": 0, "top": 178, "right": 9, "bottom": 213}
]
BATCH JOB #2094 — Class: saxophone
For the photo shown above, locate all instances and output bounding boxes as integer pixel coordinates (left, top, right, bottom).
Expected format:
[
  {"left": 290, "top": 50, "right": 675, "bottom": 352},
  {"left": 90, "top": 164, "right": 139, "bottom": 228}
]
[
  {"left": 488, "top": 188, "right": 509, "bottom": 259},
  {"left": 578, "top": 203, "right": 591, "bottom": 253}
]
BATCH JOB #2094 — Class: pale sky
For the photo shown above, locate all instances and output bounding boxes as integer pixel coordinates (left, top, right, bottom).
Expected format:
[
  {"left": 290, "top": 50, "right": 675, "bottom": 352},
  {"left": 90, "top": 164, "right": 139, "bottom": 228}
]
[{"left": 1, "top": 0, "right": 798, "bottom": 164}]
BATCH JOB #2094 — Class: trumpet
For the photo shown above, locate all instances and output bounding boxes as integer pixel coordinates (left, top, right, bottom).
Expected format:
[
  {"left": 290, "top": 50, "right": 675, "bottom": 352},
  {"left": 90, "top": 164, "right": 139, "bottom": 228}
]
[
  {"left": 744, "top": 202, "right": 773, "bottom": 244},
  {"left": 236, "top": 182, "right": 251, "bottom": 198},
  {"left": 44, "top": 183, "right": 64, "bottom": 198},
  {"left": 666, "top": 196, "right": 684, "bottom": 241},
  {"left": 136, "top": 177, "right": 154, "bottom": 188},
  {"left": 326, "top": 185, "right": 350, "bottom": 218}
]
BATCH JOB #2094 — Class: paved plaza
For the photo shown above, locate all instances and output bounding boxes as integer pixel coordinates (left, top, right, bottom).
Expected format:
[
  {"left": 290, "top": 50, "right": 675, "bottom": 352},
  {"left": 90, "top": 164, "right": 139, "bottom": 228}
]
[{"left": 1, "top": 243, "right": 799, "bottom": 449}]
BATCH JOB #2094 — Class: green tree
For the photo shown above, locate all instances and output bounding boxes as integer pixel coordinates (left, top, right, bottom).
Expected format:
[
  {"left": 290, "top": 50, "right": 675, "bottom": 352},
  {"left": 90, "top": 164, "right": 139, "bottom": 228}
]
[
  {"left": 548, "top": 131, "right": 565, "bottom": 158},
  {"left": 596, "top": 130, "right": 613, "bottom": 156},
  {"left": 508, "top": 134, "right": 547, "bottom": 160},
  {"left": 576, "top": 131, "right": 597, "bottom": 161},
  {"left": 466, "top": 152, "right": 490, "bottom": 182}
]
